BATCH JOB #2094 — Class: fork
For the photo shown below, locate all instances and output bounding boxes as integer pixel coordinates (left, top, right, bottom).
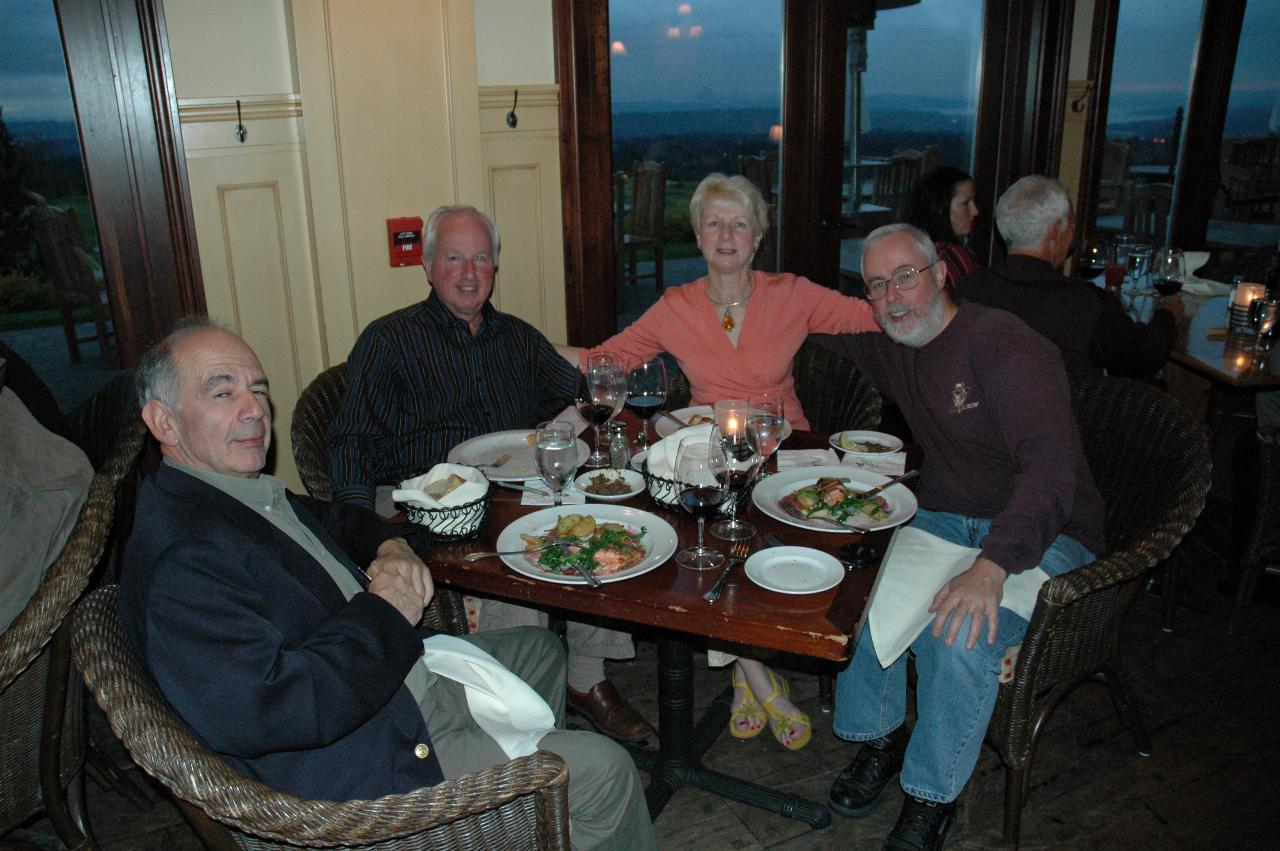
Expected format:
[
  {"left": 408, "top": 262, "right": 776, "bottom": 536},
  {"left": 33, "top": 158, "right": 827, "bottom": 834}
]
[
  {"left": 704, "top": 539, "right": 751, "bottom": 603},
  {"left": 780, "top": 500, "right": 868, "bottom": 532}
]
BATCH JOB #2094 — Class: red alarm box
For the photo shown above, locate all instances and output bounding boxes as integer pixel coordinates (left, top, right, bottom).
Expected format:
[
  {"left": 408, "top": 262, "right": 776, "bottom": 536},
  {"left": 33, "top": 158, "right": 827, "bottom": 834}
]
[{"left": 387, "top": 216, "right": 423, "bottom": 267}]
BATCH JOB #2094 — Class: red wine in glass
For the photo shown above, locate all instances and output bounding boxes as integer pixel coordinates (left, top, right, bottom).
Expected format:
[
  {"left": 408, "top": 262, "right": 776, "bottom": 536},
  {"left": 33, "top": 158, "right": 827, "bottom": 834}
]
[
  {"left": 1154, "top": 277, "right": 1182, "bottom": 296},
  {"left": 625, "top": 394, "right": 664, "bottom": 421},
  {"left": 679, "top": 485, "right": 724, "bottom": 519},
  {"left": 577, "top": 401, "right": 615, "bottom": 426}
]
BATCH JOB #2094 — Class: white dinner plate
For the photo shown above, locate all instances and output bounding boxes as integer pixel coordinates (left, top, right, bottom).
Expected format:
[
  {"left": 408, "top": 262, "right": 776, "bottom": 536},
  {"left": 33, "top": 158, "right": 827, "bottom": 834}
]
[
  {"left": 496, "top": 505, "right": 677, "bottom": 585},
  {"left": 654, "top": 405, "right": 794, "bottom": 441},
  {"left": 751, "top": 465, "right": 918, "bottom": 534},
  {"left": 744, "top": 546, "right": 844, "bottom": 595},
  {"left": 574, "top": 469, "right": 645, "bottom": 502},
  {"left": 829, "top": 430, "right": 904, "bottom": 456},
  {"left": 448, "top": 430, "right": 590, "bottom": 483}
]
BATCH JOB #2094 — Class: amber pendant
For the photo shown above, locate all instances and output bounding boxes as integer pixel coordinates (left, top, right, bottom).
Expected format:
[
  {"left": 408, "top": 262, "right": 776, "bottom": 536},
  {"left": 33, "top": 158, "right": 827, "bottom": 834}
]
[{"left": 722, "top": 309, "right": 735, "bottom": 332}]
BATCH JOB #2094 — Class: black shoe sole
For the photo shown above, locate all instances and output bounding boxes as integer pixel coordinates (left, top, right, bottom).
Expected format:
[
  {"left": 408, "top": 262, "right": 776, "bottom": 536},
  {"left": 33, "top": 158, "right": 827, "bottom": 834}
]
[{"left": 828, "top": 769, "right": 901, "bottom": 819}]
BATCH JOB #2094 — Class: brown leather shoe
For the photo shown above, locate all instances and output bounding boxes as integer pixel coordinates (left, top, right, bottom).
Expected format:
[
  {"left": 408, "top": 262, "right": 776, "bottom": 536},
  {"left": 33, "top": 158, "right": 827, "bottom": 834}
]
[{"left": 566, "top": 679, "right": 655, "bottom": 742}]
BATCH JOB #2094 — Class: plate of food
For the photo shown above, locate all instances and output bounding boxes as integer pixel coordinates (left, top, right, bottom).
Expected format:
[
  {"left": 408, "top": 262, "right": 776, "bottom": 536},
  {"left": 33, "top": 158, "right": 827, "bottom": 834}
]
[
  {"left": 654, "top": 405, "right": 794, "bottom": 441},
  {"left": 448, "top": 430, "right": 590, "bottom": 482},
  {"left": 829, "top": 430, "right": 904, "bottom": 456},
  {"left": 495, "top": 506, "right": 677, "bottom": 585},
  {"left": 751, "top": 465, "right": 918, "bottom": 533},
  {"left": 744, "top": 546, "right": 844, "bottom": 595},
  {"left": 574, "top": 469, "right": 645, "bottom": 502}
]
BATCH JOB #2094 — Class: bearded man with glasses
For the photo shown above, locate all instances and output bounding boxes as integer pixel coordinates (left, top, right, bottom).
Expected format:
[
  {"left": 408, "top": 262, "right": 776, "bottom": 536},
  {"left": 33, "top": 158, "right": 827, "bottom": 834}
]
[{"left": 809, "top": 223, "right": 1105, "bottom": 850}]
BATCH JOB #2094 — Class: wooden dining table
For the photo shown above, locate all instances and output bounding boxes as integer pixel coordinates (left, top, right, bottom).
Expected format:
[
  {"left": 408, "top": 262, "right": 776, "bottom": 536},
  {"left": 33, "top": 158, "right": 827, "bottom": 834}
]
[{"left": 415, "top": 425, "right": 903, "bottom": 829}]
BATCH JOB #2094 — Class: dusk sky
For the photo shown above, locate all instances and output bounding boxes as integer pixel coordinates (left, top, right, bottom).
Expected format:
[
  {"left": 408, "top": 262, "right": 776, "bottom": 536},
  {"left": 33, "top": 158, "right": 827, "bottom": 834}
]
[{"left": 0, "top": 0, "right": 1274, "bottom": 128}]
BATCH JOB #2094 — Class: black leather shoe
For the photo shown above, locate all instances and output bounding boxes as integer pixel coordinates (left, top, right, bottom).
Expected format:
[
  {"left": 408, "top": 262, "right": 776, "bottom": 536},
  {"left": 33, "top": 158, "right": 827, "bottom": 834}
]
[
  {"left": 883, "top": 795, "right": 957, "bottom": 851},
  {"left": 828, "top": 725, "right": 908, "bottom": 818}
]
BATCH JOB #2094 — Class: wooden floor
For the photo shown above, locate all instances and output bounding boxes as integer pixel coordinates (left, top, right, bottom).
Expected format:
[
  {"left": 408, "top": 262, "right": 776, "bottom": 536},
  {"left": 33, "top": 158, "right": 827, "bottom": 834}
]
[{"left": 9, "top": 557, "right": 1279, "bottom": 850}]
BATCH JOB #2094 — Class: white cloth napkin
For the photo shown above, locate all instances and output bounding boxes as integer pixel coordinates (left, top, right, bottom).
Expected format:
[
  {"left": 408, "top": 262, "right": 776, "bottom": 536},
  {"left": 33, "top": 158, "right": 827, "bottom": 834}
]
[
  {"left": 777, "top": 448, "right": 840, "bottom": 469},
  {"left": 839, "top": 451, "right": 907, "bottom": 475},
  {"left": 520, "top": 486, "right": 586, "bottom": 506},
  {"left": 646, "top": 423, "right": 717, "bottom": 479},
  {"left": 421, "top": 634, "right": 555, "bottom": 759},
  {"left": 865, "top": 526, "right": 1049, "bottom": 668},
  {"left": 552, "top": 404, "right": 591, "bottom": 437},
  {"left": 393, "top": 464, "right": 489, "bottom": 509}
]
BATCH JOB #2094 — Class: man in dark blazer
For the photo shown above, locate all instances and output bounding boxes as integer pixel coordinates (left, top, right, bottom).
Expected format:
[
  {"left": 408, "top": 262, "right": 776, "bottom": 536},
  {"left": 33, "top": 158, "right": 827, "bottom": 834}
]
[{"left": 118, "top": 319, "right": 655, "bottom": 850}]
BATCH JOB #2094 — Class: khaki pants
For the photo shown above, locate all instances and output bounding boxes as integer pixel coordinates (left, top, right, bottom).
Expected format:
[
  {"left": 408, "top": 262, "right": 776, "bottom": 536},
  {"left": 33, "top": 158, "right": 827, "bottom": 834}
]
[{"left": 417, "top": 627, "right": 655, "bottom": 851}]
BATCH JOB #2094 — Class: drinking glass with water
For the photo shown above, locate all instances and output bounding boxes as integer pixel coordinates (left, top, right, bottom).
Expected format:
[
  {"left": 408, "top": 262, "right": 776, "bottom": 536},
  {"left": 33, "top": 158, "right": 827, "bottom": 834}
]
[{"left": 535, "top": 420, "right": 577, "bottom": 506}]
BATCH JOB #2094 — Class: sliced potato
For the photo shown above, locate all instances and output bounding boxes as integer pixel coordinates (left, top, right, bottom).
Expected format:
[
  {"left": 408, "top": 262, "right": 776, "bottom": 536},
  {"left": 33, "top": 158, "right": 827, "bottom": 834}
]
[
  {"left": 570, "top": 515, "right": 597, "bottom": 538},
  {"left": 598, "top": 522, "right": 626, "bottom": 532},
  {"left": 556, "top": 514, "right": 584, "bottom": 536}
]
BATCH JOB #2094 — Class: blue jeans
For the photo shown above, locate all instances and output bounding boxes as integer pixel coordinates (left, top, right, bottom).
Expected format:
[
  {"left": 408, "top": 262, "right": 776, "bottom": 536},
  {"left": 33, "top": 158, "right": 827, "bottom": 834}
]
[{"left": 832, "top": 508, "right": 1095, "bottom": 803}]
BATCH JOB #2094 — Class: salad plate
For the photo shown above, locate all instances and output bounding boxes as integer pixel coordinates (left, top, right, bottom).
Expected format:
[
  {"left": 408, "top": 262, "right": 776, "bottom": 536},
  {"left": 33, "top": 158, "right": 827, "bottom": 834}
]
[
  {"left": 744, "top": 546, "right": 844, "bottom": 594},
  {"left": 495, "top": 505, "right": 676, "bottom": 585},
  {"left": 448, "top": 430, "right": 590, "bottom": 482},
  {"left": 829, "top": 430, "right": 904, "bottom": 456},
  {"left": 751, "top": 465, "right": 918, "bottom": 533}
]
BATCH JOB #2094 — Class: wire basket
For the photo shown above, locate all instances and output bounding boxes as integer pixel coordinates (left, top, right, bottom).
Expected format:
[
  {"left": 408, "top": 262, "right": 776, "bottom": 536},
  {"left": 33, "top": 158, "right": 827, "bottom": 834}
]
[
  {"left": 402, "top": 493, "right": 490, "bottom": 541},
  {"left": 641, "top": 461, "right": 750, "bottom": 516}
]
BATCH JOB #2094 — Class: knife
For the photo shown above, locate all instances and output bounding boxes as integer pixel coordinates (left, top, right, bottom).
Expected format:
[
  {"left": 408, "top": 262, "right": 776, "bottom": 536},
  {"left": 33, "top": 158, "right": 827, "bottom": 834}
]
[
  {"left": 657, "top": 410, "right": 689, "bottom": 429},
  {"left": 856, "top": 469, "right": 919, "bottom": 500}
]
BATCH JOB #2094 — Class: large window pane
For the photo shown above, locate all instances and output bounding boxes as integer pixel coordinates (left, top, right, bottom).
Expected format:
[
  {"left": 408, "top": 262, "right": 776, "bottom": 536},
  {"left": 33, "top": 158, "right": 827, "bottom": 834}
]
[
  {"left": 609, "top": 1, "right": 783, "bottom": 327},
  {"left": 1214, "top": 0, "right": 1280, "bottom": 247}
]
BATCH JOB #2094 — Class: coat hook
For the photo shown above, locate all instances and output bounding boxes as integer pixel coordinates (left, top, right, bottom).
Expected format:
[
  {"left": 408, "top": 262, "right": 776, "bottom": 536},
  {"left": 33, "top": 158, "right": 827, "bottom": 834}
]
[
  {"left": 506, "top": 90, "right": 519, "bottom": 128},
  {"left": 234, "top": 99, "right": 248, "bottom": 143},
  {"left": 1070, "top": 81, "right": 1093, "bottom": 114}
]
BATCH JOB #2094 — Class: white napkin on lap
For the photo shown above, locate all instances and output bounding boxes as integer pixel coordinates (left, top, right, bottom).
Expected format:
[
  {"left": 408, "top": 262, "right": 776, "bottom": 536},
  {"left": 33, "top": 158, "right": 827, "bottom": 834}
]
[
  {"left": 865, "top": 527, "right": 1050, "bottom": 668},
  {"left": 839, "top": 451, "right": 907, "bottom": 475},
  {"left": 394, "top": 464, "right": 488, "bottom": 509},
  {"left": 421, "top": 635, "right": 555, "bottom": 759},
  {"left": 777, "top": 448, "right": 840, "bottom": 469}
]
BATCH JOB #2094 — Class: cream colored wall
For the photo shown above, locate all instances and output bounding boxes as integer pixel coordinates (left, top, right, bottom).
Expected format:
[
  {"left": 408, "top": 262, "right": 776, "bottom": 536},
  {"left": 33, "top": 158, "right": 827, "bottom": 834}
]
[{"left": 167, "top": 0, "right": 570, "bottom": 488}]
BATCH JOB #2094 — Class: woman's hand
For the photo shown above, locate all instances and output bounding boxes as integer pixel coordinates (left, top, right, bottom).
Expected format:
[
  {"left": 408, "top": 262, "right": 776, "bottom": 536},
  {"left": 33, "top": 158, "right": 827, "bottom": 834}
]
[{"left": 927, "top": 556, "right": 1007, "bottom": 650}]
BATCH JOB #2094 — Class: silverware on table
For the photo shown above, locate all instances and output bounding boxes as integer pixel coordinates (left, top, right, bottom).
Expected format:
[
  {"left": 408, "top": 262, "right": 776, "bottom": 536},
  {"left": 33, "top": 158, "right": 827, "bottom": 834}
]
[
  {"left": 856, "top": 469, "right": 920, "bottom": 499},
  {"left": 657, "top": 410, "right": 689, "bottom": 429},
  {"left": 762, "top": 531, "right": 786, "bottom": 549},
  {"left": 779, "top": 499, "right": 869, "bottom": 531},
  {"left": 463, "top": 543, "right": 552, "bottom": 562},
  {"left": 704, "top": 539, "right": 752, "bottom": 603},
  {"left": 577, "top": 561, "right": 603, "bottom": 589},
  {"left": 492, "top": 481, "right": 551, "bottom": 497}
]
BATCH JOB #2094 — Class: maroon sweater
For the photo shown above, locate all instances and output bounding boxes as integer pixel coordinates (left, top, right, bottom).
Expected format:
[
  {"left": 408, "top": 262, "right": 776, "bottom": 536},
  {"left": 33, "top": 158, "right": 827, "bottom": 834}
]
[{"left": 812, "top": 304, "right": 1105, "bottom": 573}]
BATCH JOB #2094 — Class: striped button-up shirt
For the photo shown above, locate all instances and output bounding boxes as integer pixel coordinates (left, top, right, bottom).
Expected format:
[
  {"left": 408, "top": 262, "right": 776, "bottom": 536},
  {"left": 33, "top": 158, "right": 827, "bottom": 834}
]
[{"left": 328, "top": 293, "right": 580, "bottom": 509}]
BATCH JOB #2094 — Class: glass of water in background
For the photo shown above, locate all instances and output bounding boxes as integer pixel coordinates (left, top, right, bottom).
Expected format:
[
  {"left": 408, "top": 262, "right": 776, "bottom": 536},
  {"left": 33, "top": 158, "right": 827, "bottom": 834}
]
[
  {"left": 747, "top": 393, "right": 786, "bottom": 477},
  {"left": 535, "top": 420, "right": 577, "bottom": 506}
]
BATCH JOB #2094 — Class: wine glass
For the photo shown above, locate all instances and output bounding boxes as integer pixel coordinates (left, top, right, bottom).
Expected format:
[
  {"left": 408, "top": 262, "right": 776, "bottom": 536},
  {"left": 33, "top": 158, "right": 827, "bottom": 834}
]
[
  {"left": 580, "top": 352, "right": 626, "bottom": 468},
  {"left": 710, "top": 425, "right": 762, "bottom": 541},
  {"left": 1125, "top": 246, "right": 1152, "bottom": 292},
  {"left": 626, "top": 358, "right": 668, "bottom": 453},
  {"left": 1079, "top": 236, "right": 1112, "bottom": 279},
  {"left": 1248, "top": 297, "right": 1278, "bottom": 355},
  {"left": 673, "top": 434, "right": 727, "bottom": 571},
  {"left": 747, "top": 392, "right": 785, "bottom": 475},
  {"left": 1151, "top": 248, "right": 1185, "bottom": 297},
  {"left": 535, "top": 420, "right": 577, "bottom": 506}
]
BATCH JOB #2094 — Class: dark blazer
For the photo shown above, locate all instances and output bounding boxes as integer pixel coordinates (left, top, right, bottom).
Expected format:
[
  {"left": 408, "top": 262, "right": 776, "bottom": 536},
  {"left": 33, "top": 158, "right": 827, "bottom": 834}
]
[{"left": 118, "top": 463, "right": 444, "bottom": 800}]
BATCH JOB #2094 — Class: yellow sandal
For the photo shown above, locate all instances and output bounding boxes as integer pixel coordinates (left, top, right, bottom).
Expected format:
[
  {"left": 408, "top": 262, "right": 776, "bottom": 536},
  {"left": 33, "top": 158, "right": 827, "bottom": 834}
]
[
  {"left": 759, "top": 668, "right": 812, "bottom": 751},
  {"left": 729, "top": 670, "right": 766, "bottom": 739}
]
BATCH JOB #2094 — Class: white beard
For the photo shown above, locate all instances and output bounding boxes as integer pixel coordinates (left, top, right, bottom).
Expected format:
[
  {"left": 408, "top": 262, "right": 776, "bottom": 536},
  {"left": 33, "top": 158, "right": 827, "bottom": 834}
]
[{"left": 879, "top": 286, "right": 947, "bottom": 348}]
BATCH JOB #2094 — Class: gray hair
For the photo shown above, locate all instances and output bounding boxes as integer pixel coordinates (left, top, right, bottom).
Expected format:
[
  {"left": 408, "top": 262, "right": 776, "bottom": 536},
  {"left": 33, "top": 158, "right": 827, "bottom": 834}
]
[
  {"left": 689, "top": 173, "right": 769, "bottom": 238},
  {"left": 135, "top": 316, "right": 230, "bottom": 410},
  {"left": 860, "top": 223, "right": 939, "bottom": 278},
  {"left": 994, "top": 175, "right": 1071, "bottom": 249},
  {"left": 424, "top": 206, "right": 501, "bottom": 266}
]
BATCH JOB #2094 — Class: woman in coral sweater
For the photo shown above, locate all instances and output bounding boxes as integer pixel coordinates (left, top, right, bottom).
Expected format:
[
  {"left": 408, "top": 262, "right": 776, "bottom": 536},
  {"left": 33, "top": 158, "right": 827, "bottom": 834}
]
[{"left": 559, "top": 172, "right": 880, "bottom": 750}]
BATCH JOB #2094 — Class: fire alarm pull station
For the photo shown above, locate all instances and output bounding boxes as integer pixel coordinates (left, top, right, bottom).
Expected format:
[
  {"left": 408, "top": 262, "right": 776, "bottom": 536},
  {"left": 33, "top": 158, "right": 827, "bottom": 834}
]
[{"left": 387, "top": 217, "right": 423, "bottom": 267}]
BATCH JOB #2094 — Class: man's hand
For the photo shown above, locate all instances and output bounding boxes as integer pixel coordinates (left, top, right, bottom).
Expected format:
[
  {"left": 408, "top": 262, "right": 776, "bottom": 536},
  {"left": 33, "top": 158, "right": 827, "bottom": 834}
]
[
  {"left": 366, "top": 537, "right": 435, "bottom": 625},
  {"left": 928, "top": 556, "right": 1007, "bottom": 650}
]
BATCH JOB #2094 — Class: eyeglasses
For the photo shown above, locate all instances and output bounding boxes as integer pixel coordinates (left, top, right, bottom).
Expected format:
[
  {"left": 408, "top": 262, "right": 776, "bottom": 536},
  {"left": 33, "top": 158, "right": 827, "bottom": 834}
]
[{"left": 865, "top": 261, "right": 939, "bottom": 301}]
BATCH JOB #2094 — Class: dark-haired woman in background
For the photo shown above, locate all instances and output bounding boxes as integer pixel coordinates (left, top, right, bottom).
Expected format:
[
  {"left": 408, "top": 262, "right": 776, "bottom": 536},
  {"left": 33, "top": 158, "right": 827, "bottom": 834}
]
[{"left": 906, "top": 165, "right": 981, "bottom": 289}]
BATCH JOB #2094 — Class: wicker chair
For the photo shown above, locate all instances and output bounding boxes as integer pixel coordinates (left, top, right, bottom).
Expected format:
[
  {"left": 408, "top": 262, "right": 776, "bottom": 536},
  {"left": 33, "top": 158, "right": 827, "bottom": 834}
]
[
  {"left": 1, "top": 419, "right": 146, "bottom": 849},
  {"left": 986, "top": 377, "right": 1211, "bottom": 846},
  {"left": 72, "top": 586, "right": 571, "bottom": 850},
  {"left": 291, "top": 363, "right": 347, "bottom": 503},
  {"left": 66, "top": 369, "right": 140, "bottom": 470},
  {"left": 792, "top": 341, "right": 881, "bottom": 434}
]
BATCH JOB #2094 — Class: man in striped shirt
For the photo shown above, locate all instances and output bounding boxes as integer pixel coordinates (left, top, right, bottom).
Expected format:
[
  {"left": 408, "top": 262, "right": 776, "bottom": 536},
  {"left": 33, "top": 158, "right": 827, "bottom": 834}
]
[{"left": 328, "top": 206, "right": 653, "bottom": 742}]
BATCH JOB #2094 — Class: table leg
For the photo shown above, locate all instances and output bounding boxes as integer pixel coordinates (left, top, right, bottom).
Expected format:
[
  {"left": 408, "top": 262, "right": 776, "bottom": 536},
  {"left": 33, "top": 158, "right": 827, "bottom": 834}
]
[{"left": 624, "top": 637, "right": 832, "bottom": 830}]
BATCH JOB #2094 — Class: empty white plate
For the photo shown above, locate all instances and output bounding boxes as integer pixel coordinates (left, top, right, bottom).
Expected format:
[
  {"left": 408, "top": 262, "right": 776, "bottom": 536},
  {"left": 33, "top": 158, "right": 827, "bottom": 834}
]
[{"left": 743, "top": 546, "right": 844, "bottom": 594}]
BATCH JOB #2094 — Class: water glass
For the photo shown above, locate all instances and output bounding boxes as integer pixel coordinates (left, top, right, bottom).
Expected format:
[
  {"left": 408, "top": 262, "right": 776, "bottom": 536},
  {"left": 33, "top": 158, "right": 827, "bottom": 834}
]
[
  {"left": 747, "top": 393, "right": 786, "bottom": 476},
  {"left": 581, "top": 353, "right": 626, "bottom": 468},
  {"left": 535, "top": 421, "right": 577, "bottom": 506}
]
